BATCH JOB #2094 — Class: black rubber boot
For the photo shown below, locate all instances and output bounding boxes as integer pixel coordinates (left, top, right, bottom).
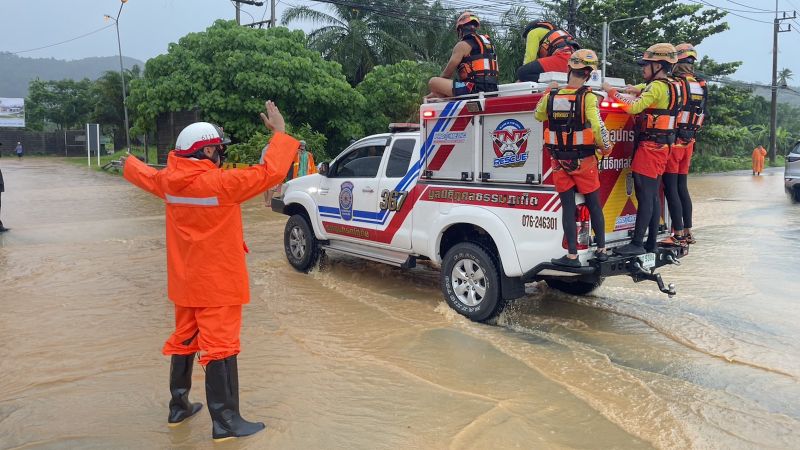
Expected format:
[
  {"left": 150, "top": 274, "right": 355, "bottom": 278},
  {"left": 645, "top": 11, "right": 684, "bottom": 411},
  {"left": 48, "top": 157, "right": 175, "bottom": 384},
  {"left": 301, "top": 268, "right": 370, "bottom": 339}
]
[
  {"left": 551, "top": 255, "right": 581, "bottom": 268},
  {"left": 168, "top": 354, "right": 203, "bottom": 425},
  {"left": 614, "top": 243, "right": 646, "bottom": 256},
  {"left": 594, "top": 250, "right": 609, "bottom": 262},
  {"left": 206, "top": 356, "right": 265, "bottom": 441}
]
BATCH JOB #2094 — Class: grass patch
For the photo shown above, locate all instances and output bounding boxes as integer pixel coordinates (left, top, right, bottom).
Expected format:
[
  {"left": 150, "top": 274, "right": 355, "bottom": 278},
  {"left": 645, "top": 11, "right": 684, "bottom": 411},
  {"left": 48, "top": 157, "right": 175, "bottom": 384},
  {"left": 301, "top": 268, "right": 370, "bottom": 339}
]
[{"left": 690, "top": 154, "right": 785, "bottom": 173}]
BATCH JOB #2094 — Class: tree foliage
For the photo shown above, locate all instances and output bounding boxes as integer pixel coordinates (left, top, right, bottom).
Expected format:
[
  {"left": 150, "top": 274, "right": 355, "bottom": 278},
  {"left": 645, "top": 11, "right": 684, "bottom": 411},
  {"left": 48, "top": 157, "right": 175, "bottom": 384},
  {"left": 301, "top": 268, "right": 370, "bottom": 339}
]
[
  {"left": 26, "top": 78, "right": 94, "bottom": 130},
  {"left": 128, "top": 21, "right": 366, "bottom": 151},
  {"left": 356, "top": 60, "right": 438, "bottom": 135}
]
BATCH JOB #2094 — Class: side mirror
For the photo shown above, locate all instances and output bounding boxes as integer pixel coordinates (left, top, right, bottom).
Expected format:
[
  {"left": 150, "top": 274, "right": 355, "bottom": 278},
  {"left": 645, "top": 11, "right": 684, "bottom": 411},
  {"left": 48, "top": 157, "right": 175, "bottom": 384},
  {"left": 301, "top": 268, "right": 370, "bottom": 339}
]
[{"left": 318, "top": 162, "right": 330, "bottom": 176}]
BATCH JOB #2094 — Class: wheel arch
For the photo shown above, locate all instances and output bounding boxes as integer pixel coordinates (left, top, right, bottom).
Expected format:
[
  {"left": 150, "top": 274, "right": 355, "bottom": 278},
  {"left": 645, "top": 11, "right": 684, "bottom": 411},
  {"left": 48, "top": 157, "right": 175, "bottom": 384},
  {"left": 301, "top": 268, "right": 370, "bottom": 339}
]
[{"left": 430, "top": 207, "right": 523, "bottom": 277}]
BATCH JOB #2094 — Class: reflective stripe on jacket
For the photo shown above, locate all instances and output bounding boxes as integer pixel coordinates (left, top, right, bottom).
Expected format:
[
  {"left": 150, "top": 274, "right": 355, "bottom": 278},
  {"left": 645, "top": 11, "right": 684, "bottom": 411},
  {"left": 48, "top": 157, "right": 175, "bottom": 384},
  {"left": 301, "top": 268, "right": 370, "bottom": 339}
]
[{"left": 124, "top": 132, "right": 299, "bottom": 307}]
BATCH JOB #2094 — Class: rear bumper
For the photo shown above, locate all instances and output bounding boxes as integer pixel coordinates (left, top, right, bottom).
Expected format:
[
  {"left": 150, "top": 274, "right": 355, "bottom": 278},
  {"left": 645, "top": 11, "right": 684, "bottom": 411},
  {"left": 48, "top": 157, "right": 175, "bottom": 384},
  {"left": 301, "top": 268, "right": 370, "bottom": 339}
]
[{"left": 521, "top": 245, "right": 688, "bottom": 283}]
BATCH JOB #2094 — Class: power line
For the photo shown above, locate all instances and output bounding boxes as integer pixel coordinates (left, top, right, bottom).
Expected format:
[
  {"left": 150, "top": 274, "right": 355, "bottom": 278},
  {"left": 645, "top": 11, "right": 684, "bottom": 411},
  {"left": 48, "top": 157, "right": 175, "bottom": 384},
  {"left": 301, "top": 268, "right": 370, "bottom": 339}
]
[
  {"left": 687, "top": 0, "right": 774, "bottom": 23},
  {"left": 10, "top": 24, "right": 115, "bottom": 54}
]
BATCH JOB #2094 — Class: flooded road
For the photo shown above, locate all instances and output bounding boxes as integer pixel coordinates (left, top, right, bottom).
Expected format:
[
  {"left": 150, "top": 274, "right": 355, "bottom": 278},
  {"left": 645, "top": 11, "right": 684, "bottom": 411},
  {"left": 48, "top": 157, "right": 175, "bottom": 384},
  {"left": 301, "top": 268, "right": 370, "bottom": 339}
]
[{"left": 1, "top": 159, "right": 799, "bottom": 449}]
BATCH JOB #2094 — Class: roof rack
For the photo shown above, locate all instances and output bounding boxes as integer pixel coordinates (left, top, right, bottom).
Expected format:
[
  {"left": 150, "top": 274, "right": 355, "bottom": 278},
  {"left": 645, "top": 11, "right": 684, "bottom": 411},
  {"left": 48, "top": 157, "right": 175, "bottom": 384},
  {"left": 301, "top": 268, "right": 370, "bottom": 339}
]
[{"left": 388, "top": 123, "right": 421, "bottom": 133}]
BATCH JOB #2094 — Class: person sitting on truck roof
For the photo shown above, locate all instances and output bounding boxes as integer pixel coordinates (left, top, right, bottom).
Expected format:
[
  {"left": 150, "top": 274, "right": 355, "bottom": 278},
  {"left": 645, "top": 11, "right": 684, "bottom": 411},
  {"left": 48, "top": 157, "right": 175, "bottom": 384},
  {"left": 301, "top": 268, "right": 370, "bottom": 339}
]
[
  {"left": 516, "top": 21, "right": 580, "bottom": 83},
  {"left": 534, "top": 49, "right": 613, "bottom": 268},
  {"left": 602, "top": 43, "right": 684, "bottom": 256},
  {"left": 426, "top": 12, "right": 499, "bottom": 99}
]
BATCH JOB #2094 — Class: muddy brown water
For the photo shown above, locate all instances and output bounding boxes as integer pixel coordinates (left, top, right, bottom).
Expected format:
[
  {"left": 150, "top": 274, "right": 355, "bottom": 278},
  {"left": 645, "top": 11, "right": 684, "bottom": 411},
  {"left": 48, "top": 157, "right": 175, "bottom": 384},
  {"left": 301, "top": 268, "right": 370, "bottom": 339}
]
[{"left": 1, "top": 159, "right": 798, "bottom": 449}]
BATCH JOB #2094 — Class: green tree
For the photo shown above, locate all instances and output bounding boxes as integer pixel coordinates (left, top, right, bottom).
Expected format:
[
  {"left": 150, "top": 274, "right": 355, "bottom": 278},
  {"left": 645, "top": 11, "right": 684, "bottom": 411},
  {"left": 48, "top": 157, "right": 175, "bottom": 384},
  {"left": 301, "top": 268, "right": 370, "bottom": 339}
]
[
  {"left": 91, "top": 66, "right": 141, "bottom": 150},
  {"left": 26, "top": 78, "right": 94, "bottom": 130},
  {"left": 282, "top": 2, "right": 417, "bottom": 84},
  {"left": 356, "top": 60, "right": 438, "bottom": 135},
  {"left": 128, "top": 21, "right": 366, "bottom": 154},
  {"left": 778, "top": 68, "right": 794, "bottom": 87},
  {"left": 539, "top": 0, "right": 728, "bottom": 83}
]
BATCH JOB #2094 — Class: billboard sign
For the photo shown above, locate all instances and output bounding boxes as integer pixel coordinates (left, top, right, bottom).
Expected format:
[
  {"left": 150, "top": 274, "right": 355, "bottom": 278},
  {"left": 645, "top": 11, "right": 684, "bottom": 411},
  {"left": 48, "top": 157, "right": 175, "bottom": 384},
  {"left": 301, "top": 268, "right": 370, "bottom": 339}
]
[{"left": 0, "top": 98, "right": 25, "bottom": 128}]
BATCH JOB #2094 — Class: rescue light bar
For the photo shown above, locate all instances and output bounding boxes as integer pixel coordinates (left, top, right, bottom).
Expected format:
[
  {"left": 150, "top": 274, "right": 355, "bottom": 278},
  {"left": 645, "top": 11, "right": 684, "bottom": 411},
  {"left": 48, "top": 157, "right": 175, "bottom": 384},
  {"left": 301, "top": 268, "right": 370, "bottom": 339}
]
[
  {"left": 600, "top": 101, "right": 622, "bottom": 108},
  {"left": 422, "top": 110, "right": 436, "bottom": 119}
]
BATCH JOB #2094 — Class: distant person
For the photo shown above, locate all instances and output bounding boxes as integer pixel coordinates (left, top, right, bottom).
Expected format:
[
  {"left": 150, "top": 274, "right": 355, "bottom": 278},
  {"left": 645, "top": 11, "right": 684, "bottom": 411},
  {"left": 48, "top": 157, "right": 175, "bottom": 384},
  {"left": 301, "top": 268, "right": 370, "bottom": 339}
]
[
  {"left": 0, "top": 144, "right": 7, "bottom": 233},
  {"left": 517, "top": 21, "right": 579, "bottom": 82},
  {"left": 752, "top": 145, "right": 767, "bottom": 175},
  {"left": 15, "top": 142, "right": 23, "bottom": 159},
  {"left": 121, "top": 101, "right": 299, "bottom": 441},
  {"left": 427, "top": 12, "right": 499, "bottom": 98},
  {"left": 286, "top": 140, "right": 317, "bottom": 181}
]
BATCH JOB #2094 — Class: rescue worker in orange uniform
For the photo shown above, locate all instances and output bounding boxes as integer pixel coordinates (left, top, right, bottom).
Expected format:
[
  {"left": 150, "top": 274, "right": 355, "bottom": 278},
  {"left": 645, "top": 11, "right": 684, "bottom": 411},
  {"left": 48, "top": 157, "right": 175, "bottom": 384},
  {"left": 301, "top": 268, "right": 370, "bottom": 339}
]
[
  {"left": 603, "top": 43, "right": 683, "bottom": 256},
  {"left": 665, "top": 43, "right": 707, "bottom": 244},
  {"left": 287, "top": 140, "right": 317, "bottom": 181},
  {"left": 535, "top": 49, "right": 613, "bottom": 267},
  {"left": 517, "top": 21, "right": 580, "bottom": 82},
  {"left": 121, "top": 101, "right": 299, "bottom": 441},
  {"left": 752, "top": 145, "right": 767, "bottom": 175},
  {"left": 427, "top": 12, "right": 499, "bottom": 98}
]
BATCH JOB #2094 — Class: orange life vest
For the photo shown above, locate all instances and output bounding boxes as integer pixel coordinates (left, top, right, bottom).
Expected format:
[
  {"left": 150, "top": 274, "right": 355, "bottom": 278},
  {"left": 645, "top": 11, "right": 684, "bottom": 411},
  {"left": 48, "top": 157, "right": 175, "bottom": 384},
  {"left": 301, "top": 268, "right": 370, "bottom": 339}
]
[
  {"left": 544, "top": 87, "right": 597, "bottom": 161},
  {"left": 636, "top": 78, "right": 684, "bottom": 145},
  {"left": 457, "top": 33, "right": 499, "bottom": 86},
  {"left": 675, "top": 74, "right": 707, "bottom": 140},
  {"left": 523, "top": 21, "right": 580, "bottom": 58}
]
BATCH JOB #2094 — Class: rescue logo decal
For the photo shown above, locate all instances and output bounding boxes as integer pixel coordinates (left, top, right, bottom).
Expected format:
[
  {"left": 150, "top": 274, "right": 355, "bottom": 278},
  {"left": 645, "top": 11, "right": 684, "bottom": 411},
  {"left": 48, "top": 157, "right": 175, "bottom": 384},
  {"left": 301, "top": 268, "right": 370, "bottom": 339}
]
[
  {"left": 339, "top": 181, "right": 354, "bottom": 221},
  {"left": 492, "top": 119, "right": 530, "bottom": 168}
]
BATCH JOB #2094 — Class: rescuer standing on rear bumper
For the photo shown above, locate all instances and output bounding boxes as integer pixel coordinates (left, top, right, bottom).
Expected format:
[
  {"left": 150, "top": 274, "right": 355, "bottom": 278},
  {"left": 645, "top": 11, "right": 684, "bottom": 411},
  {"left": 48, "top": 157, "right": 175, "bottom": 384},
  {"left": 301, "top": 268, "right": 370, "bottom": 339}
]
[
  {"left": 666, "top": 43, "right": 707, "bottom": 244},
  {"left": 121, "top": 101, "right": 299, "bottom": 441},
  {"left": 535, "top": 49, "right": 613, "bottom": 267},
  {"left": 603, "top": 43, "right": 683, "bottom": 256},
  {"left": 427, "top": 12, "right": 499, "bottom": 98}
]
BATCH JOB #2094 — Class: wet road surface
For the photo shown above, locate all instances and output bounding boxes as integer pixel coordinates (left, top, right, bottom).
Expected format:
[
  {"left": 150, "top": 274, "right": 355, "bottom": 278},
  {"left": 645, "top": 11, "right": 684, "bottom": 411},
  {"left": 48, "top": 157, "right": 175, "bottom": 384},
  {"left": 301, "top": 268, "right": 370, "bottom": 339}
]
[{"left": 0, "top": 159, "right": 798, "bottom": 449}]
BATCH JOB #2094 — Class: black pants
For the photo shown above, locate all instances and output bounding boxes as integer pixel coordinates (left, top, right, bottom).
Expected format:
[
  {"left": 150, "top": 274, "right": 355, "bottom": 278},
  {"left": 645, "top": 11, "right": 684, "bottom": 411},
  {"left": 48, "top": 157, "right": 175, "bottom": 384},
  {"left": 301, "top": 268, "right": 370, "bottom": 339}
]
[
  {"left": 632, "top": 173, "right": 661, "bottom": 250},
  {"left": 516, "top": 60, "right": 545, "bottom": 82},
  {"left": 0, "top": 192, "right": 4, "bottom": 228},
  {"left": 560, "top": 188, "right": 605, "bottom": 254},
  {"left": 663, "top": 173, "right": 693, "bottom": 231}
]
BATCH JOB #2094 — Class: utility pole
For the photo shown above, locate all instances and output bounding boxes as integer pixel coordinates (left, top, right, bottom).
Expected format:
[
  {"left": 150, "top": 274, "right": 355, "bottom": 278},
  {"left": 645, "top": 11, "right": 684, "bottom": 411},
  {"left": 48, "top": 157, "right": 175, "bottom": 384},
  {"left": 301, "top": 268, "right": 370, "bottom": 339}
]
[
  {"left": 270, "top": 0, "right": 276, "bottom": 28},
  {"left": 232, "top": 0, "right": 264, "bottom": 26},
  {"left": 235, "top": 2, "right": 240, "bottom": 25},
  {"left": 567, "top": 0, "right": 577, "bottom": 36},
  {"left": 769, "top": 1, "right": 796, "bottom": 164}
]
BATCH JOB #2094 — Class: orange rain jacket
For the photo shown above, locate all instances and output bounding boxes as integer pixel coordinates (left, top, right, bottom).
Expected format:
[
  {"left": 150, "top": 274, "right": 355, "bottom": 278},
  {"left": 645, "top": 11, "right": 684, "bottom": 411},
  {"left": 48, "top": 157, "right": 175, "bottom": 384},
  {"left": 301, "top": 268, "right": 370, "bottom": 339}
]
[
  {"left": 124, "top": 132, "right": 299, "bottom": 307},
  {"left": 752, "top": 146, "right": 767, "bottom": 173}
]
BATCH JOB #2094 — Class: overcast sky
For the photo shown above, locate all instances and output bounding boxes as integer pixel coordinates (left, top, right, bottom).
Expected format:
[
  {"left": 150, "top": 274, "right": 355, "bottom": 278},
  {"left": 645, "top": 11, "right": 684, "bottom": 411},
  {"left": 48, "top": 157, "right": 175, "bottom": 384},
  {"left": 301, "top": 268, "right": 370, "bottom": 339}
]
[{"left": 2, "top": 0, "right": 799, "bottom": 85}]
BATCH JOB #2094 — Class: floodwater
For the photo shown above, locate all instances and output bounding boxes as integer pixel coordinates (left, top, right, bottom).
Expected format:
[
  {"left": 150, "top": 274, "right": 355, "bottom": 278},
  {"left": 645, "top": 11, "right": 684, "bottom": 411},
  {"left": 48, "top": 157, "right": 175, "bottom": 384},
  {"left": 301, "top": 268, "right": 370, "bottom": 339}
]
[{"left": 1, "top": 159, "right": 799, "bottom": 449}]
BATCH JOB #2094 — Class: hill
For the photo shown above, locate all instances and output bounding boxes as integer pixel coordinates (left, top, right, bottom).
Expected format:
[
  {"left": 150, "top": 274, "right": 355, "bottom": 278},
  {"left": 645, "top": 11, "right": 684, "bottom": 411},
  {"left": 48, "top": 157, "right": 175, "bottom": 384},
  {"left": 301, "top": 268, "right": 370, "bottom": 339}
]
[{"left": 0, "top": 52, "right": 144, "bottom": 98}]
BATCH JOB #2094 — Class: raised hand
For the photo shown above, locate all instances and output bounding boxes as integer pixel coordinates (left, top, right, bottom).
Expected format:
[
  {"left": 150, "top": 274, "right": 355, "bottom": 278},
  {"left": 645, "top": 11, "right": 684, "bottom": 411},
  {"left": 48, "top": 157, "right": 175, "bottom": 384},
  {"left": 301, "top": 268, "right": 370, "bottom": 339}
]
[{"left": 259, "top": 100, "right": 286, "bottom": 134}]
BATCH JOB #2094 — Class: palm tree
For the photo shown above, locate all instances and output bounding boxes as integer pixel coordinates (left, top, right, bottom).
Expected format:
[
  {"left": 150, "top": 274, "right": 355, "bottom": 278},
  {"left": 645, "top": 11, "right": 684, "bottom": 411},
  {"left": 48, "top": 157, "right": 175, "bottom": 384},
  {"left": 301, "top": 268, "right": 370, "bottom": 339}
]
[
  {"left": 282, "top": 3, "right": 414, "bottom": 84},
  {"left": 778, "top": 68, "right": 793, "bottom": 87}
]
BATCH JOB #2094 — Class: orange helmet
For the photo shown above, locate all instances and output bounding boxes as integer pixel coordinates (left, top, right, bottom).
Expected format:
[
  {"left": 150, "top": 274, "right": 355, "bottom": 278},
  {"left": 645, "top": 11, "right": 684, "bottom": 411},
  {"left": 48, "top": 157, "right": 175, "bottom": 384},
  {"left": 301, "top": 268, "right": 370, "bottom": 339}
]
[
  {"left": 455, "top": 11, "right": 480, "bottom": 30},
  {"left": 637, "top": 43, "right": 678, "bottom": 65},
  {"left": 676, "top": 43, "right": 698, "bottom": 63},
  {"left": 568, "top": 49, "right": 599, "bottom": 70}
]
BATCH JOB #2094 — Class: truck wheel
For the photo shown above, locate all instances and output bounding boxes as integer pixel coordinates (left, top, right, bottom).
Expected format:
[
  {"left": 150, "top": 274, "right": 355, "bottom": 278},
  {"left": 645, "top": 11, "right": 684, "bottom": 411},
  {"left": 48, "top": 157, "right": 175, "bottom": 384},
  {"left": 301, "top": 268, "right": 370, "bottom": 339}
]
[
  {"left": 441, "top": 243, "right": 504, "bottom": 322},
  {"left": 545, "top": 278, "right": 604, "bottom": 296},
  {"left": 794, "top": 186, "right": 800, "bottom": 203},
  {"left": 284, "top": 214, "right": 320, "bottom": 273}
]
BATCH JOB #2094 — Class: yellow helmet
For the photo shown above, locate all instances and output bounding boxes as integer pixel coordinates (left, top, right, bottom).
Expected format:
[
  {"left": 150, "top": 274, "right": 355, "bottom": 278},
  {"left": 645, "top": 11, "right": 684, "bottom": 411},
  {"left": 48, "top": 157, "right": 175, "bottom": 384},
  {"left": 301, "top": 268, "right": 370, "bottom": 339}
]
[
  {"left": 676, "top": 43, "right": 698, "bottom": 63},
  {"left": 568, "top": 49, "right": 599, "bottom": 70},
  {"left": 637, "top": 43, "right": 678, "bottom": 65}
]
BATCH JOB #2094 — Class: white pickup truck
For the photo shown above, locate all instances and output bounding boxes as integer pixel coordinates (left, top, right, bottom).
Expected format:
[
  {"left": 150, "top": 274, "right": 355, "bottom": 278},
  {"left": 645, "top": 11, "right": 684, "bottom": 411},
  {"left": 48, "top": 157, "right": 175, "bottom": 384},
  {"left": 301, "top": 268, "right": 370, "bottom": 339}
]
[{"left": 271, "top": 80, "right": 688, "bottom": 321}]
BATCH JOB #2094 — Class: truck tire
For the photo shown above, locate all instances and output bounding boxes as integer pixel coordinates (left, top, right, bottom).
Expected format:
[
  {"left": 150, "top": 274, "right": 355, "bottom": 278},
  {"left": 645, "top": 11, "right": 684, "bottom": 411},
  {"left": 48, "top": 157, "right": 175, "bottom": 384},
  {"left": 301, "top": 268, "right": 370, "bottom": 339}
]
[
  {"left": 284, "top": 214, "right": 320, "bottom": 273},
  {"left": 441, "top": 243, "right": 504, "bottom": 322},
  {"left": 793, "top": 185, "right": 800, "bottom": 203},
  {"left": 545, "top": 278, "right": 604, "bottom": 296}
]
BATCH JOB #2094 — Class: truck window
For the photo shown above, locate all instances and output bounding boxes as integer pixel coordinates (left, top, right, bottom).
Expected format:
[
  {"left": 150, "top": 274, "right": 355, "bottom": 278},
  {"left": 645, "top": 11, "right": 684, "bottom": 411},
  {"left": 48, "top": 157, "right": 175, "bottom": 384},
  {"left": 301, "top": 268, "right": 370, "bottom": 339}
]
[
  {"left": 385, "top": 139, "right": 416, "bottom": 178},
  {"left": 331, "top": 145, "right": 386, "bottom": 178}
]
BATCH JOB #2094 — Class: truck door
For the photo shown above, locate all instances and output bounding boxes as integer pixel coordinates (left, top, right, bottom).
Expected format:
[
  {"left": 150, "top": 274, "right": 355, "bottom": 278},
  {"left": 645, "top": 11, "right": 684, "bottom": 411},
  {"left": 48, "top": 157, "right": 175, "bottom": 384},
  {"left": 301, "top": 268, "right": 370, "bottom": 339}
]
[
  {"left": 317, "top": 138, "right": 388, "bottom": 242},
  {"left": 375, "top": 136, "right": 418, "bottom": 249}
]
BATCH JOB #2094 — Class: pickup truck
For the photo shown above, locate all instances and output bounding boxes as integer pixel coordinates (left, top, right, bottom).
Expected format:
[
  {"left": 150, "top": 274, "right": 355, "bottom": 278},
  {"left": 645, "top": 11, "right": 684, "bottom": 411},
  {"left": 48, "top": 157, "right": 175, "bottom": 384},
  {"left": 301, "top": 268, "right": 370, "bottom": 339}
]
[{"left": 271, "top": 80, "right": 688, "bottom": 321}]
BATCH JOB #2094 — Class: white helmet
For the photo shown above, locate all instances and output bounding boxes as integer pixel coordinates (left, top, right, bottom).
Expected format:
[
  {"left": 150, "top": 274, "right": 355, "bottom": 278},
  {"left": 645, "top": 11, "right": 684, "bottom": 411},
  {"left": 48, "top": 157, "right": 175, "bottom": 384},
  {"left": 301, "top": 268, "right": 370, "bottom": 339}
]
[{"left": 174, "top": 122, "right": 230, "bottom": 157}]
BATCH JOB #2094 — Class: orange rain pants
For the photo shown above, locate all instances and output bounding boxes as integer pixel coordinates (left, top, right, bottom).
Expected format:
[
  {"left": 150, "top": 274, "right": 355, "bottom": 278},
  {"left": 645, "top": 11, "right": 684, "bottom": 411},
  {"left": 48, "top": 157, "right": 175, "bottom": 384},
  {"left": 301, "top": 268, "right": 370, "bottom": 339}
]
[
  {"left": 752, "top": 146, "right": 767, "bottom": 174},
  {"left": 163, "top": 305, "right": 242, "bottom": 365},
  {"left": 632, "top": 141, "right": 670, "bottom": 178},
  {"left": 552, "top": 155, "right": 600, "bottom": 194},
  {"left": 666, "top": 139, "right": 694, "bottom": 175}
]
